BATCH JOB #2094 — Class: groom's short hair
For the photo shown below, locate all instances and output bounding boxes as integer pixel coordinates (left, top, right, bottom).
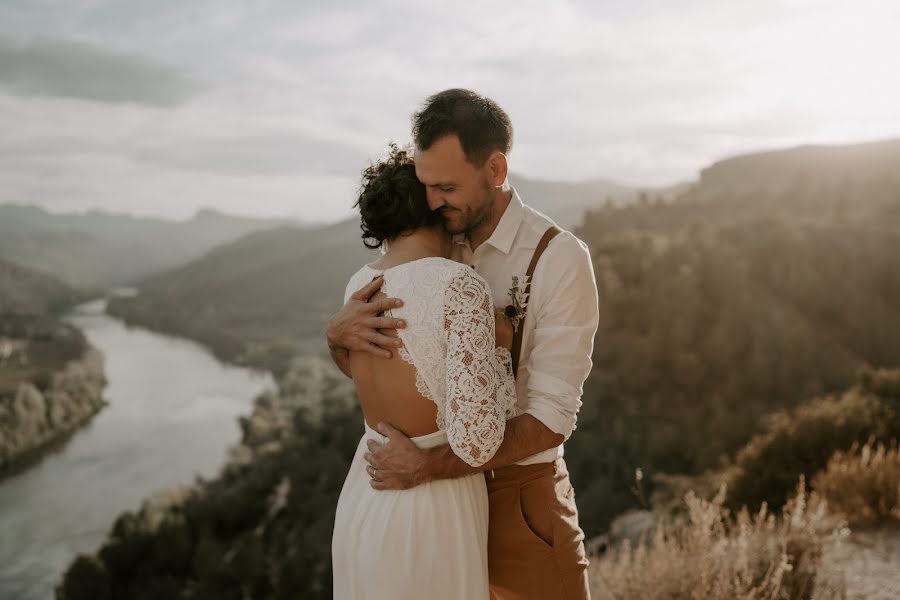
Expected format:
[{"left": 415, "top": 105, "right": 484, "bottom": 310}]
[{"left": 412, "top": 89, "right": 513, "bottom": 166}]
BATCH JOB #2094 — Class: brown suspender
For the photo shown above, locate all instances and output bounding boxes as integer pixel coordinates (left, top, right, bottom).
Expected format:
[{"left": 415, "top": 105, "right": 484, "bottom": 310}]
[{"left": 511, "top": 225, "right": 562, "bottom": 375}]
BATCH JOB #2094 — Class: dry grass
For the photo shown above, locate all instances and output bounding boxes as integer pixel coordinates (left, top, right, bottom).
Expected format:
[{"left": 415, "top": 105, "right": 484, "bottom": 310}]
[
  {"left": 590, "top": 478, "right": 849, "bottom": 600},
  {"left": 812, "top": 439, "right": 900, "bottom": 526}
]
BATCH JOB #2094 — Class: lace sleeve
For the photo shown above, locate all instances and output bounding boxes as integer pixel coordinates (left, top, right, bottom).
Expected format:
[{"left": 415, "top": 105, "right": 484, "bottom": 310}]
[{"left": 443, "top": 268, "right": 507, "bottom": 467}]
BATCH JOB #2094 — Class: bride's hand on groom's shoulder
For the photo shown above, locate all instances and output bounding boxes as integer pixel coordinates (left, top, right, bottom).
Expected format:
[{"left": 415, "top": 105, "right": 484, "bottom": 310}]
[
  {"left": 364, "top": 422, "right": 431, "bottom": 491},
  {"left": 328, "top": 275, "right": 407, "bottom": 359}
]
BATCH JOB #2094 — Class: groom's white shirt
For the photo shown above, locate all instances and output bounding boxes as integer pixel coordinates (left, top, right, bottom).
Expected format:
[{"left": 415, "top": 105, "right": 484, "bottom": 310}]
[{"left": 451, "top": 187, "right": 599, "bottom": 465}]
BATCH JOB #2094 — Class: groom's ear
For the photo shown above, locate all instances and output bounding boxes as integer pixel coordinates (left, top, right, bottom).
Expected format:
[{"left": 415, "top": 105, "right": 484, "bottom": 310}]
[{"left": 485, "top": 149, "right": 509, "bottom": 188}]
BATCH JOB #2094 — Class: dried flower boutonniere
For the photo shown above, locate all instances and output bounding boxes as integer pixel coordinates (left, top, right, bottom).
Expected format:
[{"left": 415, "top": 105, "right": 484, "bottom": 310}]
[{"left": 504, "top": 275, "right": 531, "bottom": 332}]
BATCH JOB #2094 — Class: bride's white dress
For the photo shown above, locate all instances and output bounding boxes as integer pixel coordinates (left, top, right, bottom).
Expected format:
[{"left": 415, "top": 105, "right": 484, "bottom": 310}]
[{"left": 332, "top": 257, "right": 517, "bottom": 599}]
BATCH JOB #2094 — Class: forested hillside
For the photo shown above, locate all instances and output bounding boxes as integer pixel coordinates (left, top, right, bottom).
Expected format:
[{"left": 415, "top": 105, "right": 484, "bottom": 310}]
[{"left": 567, "top": 138, "right": 900, "bottom": 530}]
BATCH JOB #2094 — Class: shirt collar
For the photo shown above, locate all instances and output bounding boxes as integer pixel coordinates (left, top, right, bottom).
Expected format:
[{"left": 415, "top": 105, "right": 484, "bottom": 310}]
[{"left": 453, "top": 187, "right": 526, "bottom": 255}]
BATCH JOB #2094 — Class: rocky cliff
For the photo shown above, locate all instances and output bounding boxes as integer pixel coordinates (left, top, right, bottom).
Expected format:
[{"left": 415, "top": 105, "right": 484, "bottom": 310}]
[{"left": 0, "top": 345, "right": 108, "bottom": 474}]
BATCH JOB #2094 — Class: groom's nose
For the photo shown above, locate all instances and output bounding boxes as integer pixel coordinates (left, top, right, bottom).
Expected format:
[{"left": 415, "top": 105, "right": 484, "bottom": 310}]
[{"left": 426, "top": 188, "right": 444, "bottom": 211}]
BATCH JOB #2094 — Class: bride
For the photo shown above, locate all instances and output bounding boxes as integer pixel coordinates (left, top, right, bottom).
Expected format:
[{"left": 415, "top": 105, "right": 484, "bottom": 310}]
[{"left": 331, "top": 145, "right": 516, "bottom": 599}]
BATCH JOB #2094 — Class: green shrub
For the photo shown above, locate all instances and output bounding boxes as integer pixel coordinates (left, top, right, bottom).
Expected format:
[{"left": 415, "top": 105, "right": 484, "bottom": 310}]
[
  {"left": 813, "top": 438, "right": 900, "bottom": 525},
  {"left": 56, "top": 555, "right": 111, "bottom": 600},
  {"left": 726, "top": 366, "right": 900, "bottom": 512}
]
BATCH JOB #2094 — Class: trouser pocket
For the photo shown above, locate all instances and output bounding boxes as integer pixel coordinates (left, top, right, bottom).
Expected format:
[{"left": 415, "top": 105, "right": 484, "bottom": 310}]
[{"left": 516, "top": 479, "right": 557, "bottom": 550}]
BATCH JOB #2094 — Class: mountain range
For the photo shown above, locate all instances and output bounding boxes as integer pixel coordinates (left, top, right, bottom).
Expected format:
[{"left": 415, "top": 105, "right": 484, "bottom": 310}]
[{"left": 0, "top": 205, "right": 300, "bottom": 292}]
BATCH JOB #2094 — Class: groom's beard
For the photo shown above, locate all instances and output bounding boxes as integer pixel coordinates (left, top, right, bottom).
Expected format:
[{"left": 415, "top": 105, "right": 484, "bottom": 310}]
[
  {"left": 439, "top": 183, "right": 493, "bottom": 236},
  {"left": 438, "top": 207, "right": 470, "bottom": 235}
]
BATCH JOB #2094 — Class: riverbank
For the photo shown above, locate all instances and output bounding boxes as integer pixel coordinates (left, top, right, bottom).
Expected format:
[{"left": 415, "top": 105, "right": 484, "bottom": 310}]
[
  {"left": 0, "top": 301, "right": 275, "bottom": 600},
  {"left": 56, "top": 354, "right": 358, "bottom": 600},
  {"left": 0, "top": 344, "right": 107, "bottom": 478}
]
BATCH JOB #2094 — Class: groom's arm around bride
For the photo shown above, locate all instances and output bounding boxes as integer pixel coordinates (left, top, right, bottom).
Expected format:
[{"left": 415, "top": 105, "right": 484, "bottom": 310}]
[{"left": 331, "top": 231, "right": 598, "bottom": 491}]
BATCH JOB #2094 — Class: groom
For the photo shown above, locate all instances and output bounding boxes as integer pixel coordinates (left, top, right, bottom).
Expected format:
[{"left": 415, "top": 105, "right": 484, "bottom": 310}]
[{"left": 327, "top": 89, "right": 599, "bottom": 599}]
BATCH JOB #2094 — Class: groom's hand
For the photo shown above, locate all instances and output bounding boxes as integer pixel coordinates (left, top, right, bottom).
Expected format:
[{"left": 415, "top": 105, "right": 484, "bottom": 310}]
[
  {"left": 327, "top": 275, "right": 406, "bottom": 361},
  {"left": 364, "top": 423, "right": 430, "bottom": 490}
]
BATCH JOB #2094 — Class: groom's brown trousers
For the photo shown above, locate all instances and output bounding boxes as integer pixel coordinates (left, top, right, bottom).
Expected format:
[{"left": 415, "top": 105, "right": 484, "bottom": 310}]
[{"left": 486, "top": 457, "right": 591, "bottom": 600}]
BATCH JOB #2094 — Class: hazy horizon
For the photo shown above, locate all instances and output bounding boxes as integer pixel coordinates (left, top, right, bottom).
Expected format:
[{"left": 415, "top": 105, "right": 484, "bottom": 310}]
[{"left": 2, "top": 0, "right": 899, "bottom": 223}]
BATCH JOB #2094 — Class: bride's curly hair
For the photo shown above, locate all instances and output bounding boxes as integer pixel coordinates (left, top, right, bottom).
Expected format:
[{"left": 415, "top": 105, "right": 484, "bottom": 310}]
[{"left": 354, "top": 143, "right": 440, "bottom": 250}]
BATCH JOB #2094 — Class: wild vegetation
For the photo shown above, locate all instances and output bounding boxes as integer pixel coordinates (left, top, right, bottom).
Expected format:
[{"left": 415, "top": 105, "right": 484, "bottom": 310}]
[
  {"left": 590, "top": 479, "right": 849, "bottom": 600},
  {"left": 813, "top": 438, "right": 900, "bottom": 527}
]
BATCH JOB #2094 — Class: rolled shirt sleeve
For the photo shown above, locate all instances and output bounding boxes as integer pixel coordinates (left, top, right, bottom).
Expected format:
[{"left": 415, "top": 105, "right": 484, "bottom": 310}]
[{"left": 522, "top": 233, "right": 599, "bottom": 441}]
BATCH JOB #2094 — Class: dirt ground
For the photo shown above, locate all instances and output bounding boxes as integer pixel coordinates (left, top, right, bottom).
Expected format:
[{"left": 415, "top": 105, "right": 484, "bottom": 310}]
[{"left": 820, "top": 521, "right": 900, "bottom": 600}]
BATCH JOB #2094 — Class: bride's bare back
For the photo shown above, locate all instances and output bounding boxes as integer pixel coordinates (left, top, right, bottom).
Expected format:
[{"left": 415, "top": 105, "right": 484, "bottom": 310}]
[
  {"left": 349, "top": 291, "right": 439, "bottom": 437},
  {"left": 342, "top": 256, "right": 515, "bottom": 466}
]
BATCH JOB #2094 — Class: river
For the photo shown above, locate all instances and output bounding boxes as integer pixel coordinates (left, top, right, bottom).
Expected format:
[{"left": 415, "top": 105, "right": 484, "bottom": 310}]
[{"left": 0, "top": 299, "right": 275, "bottom": 599}]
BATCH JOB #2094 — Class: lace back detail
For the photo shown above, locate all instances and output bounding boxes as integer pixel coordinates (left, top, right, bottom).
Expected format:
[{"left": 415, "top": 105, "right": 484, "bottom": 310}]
[
  {"left": 379, "top": 261, "right": 447, "bottom": 406},
  {"left": 348, "top": 258, "right": 517, "bottom": 467},
  {"left": 396, "top": 345, "right": 434, "bottom": 404}
]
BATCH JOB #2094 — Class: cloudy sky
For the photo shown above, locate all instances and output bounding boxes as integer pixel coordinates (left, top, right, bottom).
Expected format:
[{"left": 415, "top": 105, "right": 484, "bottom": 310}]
[{"left": 1, "top": 0, "right": 899, "bottom": 224}]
